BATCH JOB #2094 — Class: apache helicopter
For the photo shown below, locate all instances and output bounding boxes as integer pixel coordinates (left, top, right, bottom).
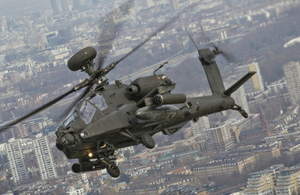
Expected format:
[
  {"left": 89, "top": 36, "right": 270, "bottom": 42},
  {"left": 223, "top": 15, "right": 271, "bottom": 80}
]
[{"left": 0, "top": 1, "right": 256, "bottom": 178}]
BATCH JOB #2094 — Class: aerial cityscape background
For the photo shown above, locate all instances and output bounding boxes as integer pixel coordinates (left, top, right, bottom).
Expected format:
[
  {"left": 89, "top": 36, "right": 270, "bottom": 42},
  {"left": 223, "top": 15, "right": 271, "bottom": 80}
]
[{"left": 0, "top": 0, "right": 300, "bottom": 194}]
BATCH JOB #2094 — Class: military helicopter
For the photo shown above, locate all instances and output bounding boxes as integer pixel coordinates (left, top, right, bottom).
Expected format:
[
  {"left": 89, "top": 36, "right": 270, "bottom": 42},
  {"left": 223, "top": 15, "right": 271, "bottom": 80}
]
[{"left": 0, "top": 1, "right": 256, "bottom": 178}]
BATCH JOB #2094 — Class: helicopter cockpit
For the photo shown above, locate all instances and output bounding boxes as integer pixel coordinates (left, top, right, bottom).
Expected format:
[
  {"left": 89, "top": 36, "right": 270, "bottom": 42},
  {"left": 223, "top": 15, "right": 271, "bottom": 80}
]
[
  {"left": 63, "top": 94, "right": 108, "bottom": 127},
  {"left": 57, "top": 94, "right": 108, "bottom": 149}
]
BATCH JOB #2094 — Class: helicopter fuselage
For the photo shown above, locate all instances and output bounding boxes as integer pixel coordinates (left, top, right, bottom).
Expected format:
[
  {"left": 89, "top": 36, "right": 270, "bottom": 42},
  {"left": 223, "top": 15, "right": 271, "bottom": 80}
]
[
  {"left": 55, "top": 78, "right": 235, "bottom": 160},
  {"left": 53, "top": 47, "right": 254, "bottom": 177}
]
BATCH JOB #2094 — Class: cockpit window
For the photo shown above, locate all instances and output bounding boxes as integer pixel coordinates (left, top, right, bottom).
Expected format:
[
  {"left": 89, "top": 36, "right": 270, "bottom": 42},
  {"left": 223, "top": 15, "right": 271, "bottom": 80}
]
[
  {"left": 80, "top": 101, "right": 96, "bottom": 124},
  {"left": 63, "top": 112, "right": 78, "bottom": 127},
  {"left": 89, "top": 94, "right": 108, "bottom": 111},
  {"left": 63, "top": 102, "right": 80, "bottom": 126}
]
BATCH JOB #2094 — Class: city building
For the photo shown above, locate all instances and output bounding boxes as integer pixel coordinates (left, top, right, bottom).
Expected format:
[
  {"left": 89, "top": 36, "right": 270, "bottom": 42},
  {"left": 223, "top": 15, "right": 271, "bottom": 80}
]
[
  {"left": 267, "top": 78, "right": 288, "bottom": 96},
  {"left": 234, "top": 62, "right": 264, "bottom": 94},
  {"left": 65, "top": 183, "right": 89, "bottom": 195},
  {"left": 118, "top": 146, "right": 135, "bottom": 154},
  {"left": 265, "top": 131, "right": 300, "bottom": 144},
  {"left": 192, "top": 153, "right": 257, "bottom": 178},
  {"left": 33, "top": 134, "right": 57, "bottom": 180},
  {"left": 204, "top": 123, "right": 234, "bottom": 152},
  {"left": 61, "top": 0, "right": 69, "bottom": 12},
  {"left": 283, "top": 61, "right": 300, "bottom": 105},
  {"left": 243, "top": 164, "right": 285, "bottom": 195},
  {"left": 5, "top": 139, "right": 29, "bottom": 184},
  {"left": 50, "top": 0, "right": 60, "bottom": 15},
  {"left": 190, "top": 116, "right": 210, "bottom": 136},
  {"left": 231, "top": 83, "right": 250, "bottom": 115},
  {"left": 275, "top": 163, "right": 300, "bottom": 195},
  {"left": 73, "top": 0, "right": 81, "bottom": 11},
  {"left": 142, "top": 0, "right": 155, "bottom": 8},
  {"left": 239, "top": 127, "right": 268, "bottom": 142},
  {"left": 169, "top": 0, "right": 179, "bottom": 11}
]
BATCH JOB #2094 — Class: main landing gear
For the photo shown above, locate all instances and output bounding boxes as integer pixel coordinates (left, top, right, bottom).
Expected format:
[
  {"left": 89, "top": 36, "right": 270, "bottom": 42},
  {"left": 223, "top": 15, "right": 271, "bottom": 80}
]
[
  {"left": 72, "top": 142, "right": 120, "bottom": 178},
  {"left": 140, "top": 133, "right": 155, "bottom": 149}
]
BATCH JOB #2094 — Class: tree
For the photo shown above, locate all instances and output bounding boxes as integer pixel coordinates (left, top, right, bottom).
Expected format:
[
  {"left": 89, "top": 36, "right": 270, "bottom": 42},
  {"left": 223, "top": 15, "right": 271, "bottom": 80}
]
[{"left": 211, "top": 174, "right": 230, "bottom": 187}]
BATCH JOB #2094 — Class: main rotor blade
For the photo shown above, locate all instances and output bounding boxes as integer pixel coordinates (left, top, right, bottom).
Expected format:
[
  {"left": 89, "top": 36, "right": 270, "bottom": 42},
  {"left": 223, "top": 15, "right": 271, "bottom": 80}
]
[
  {"left": 96, "top": 0, "right": 135, "bottom": 71},
  {"left": 115, "top": 1, "right": 198, "bottom": 65},
  {"left": 57, "top": 86, "right": 91, "bottom": 122},
  {"left": 0, "top": 88, "right": 76, "bottom": 133}
]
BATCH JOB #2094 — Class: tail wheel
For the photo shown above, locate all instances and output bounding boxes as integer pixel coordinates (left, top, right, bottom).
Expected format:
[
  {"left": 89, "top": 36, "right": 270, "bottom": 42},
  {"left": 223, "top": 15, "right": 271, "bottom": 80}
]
[
  {"left": 141, "top": 134, "right": 155, "bottom": 149},
  {"left": 107, "top": 164, "right": 120, "bottom": 178},
  {"left": 72, "top": 163, "right": 82, "bottom": 173},
  {"left": 241, "top": 110, "right": 248, "bottom": 118}
]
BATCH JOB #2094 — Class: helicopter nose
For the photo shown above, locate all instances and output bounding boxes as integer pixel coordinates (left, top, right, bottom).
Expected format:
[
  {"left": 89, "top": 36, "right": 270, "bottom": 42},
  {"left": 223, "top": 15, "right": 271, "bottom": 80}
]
[
  {"left": 56, "top": 141, "right": 64, "bottom": 151},
  {"left": 56, "top": 133, "right": 75, "bottom": 150}
]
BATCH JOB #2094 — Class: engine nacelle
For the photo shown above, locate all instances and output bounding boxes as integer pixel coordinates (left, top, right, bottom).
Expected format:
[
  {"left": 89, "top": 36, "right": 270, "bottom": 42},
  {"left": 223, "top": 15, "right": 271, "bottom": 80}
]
[
  {"left": 67, "top": 46, "right": 97, "bottom": 71},
  {"left": 127, "top": 85, "right": 139, "bottom": 95},
  {"left": 126, "top": 74, "right": 168, "bottom": 98}
]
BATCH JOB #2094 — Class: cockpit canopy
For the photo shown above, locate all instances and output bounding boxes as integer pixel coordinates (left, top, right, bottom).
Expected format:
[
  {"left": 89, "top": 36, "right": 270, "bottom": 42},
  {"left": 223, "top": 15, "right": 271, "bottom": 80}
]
[{"left": 63, "top": 94, "right": 107, "bottom": 126}]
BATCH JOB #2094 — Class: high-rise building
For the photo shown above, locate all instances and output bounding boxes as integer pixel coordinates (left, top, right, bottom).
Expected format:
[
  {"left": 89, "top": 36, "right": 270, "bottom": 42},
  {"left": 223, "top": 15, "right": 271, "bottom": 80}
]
[
  {"left": 73, "top": 0, "right": 82, "bottom": 10},
  {"left": 61, "top": 0, "right": 69, "bottom": 12},
  {"left": 169, "top": 0, "right": 179, "bottom": 11},
  {"left": 142, "top": 0, "right": 155, "bottom": 8},
  {"left": 283, "top": 61, "right": 300, "bottom": 105},
  {"left": 234, "top": 62, "right": 264, "bottom": 94},
  {"left": 243, "top": 164, "right": 284, "bottom": 195},
  {"left": 190, "top": 117, "right": 210, "bottom": 136},
  {"left": 204, "top": 123, "right": 234, "bottom": 152},
  {"left": 275, "top": 163, "right": 300, "bottom": 195},
  {"left": 92, "top": 0, "right": 100, "bottom": 5},
  {"left": 5, "top": 139, "right": 29, "bottom": 184},
  {"left": 33, "top": 134, "right": 57, "bottom": 180},
  {"left": 50, "top": 0, "right": 60, "bottom": 15},
  {"left": 231, "top": 83, "right": 250, "bottom": 115}
]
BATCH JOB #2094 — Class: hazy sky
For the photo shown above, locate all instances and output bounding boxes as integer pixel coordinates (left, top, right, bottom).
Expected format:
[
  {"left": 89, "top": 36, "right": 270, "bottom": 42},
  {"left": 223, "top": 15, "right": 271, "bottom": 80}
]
[{"left": 0, "top": 0, "right": 49, "bottom": 17}]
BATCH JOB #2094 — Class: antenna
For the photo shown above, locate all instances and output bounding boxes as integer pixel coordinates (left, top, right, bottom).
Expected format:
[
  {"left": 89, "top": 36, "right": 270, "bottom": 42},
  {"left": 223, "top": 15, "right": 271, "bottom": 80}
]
[
  {"left": 153, "top": 61, "right": 168, "bottom": 75},
  {"left": 186, "top": 31, "right": 199, "bottom": 50}
]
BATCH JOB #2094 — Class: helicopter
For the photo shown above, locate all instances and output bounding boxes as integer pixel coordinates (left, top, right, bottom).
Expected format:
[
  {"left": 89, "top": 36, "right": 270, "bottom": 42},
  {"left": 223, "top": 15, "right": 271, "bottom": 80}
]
[{"left": 0, "top": 1, "right": 256, "bottom": 178}]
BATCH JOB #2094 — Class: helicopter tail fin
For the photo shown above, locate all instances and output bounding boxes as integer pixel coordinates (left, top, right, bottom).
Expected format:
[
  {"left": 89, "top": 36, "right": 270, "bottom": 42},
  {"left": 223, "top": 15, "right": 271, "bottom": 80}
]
[
  {"left": 224, "top": 71, "right": 256, "bottom": 96},
  {"left": 199, "top": 49, "right": 226, "bottom": 96},
  {"left": 199, "top": 48, "right": 256, "bottom": 97}
]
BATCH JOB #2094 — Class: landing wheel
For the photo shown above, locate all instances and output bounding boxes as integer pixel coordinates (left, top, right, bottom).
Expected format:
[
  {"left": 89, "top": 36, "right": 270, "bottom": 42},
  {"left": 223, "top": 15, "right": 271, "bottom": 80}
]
[
  {"left": 107, "top": 164, "right": 120, "bottom": 178},
  {"left": 141, "top": 134, "right": 155, "bottom": 149}
]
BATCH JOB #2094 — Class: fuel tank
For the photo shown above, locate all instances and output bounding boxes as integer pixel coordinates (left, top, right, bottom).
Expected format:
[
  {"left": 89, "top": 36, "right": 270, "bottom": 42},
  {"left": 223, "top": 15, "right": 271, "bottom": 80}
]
[{"left": 135, "top": 105, "right": 179, "bottom": 121}]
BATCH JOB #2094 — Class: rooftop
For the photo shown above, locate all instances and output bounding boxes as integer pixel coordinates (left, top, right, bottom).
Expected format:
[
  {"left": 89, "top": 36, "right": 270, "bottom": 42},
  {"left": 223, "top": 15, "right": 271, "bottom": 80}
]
[
  {"left": 239, "top": 128, "right": 266, "bottom": 137},
  {"left": 250, "top": 164, "right": 285, "bottom": 176}
]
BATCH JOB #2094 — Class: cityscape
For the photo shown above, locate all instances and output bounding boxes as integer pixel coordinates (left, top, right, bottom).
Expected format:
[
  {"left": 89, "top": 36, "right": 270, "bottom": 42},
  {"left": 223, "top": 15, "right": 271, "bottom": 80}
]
[{"left": 0, "top": 0, "right": 300, "bottom": 194}]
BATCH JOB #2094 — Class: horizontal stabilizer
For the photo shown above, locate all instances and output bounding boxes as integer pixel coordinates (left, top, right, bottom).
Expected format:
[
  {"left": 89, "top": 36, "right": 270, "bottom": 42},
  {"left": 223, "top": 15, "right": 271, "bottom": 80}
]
[{"left": 224, "top": 71, "right": 256, "bottom": 96}]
